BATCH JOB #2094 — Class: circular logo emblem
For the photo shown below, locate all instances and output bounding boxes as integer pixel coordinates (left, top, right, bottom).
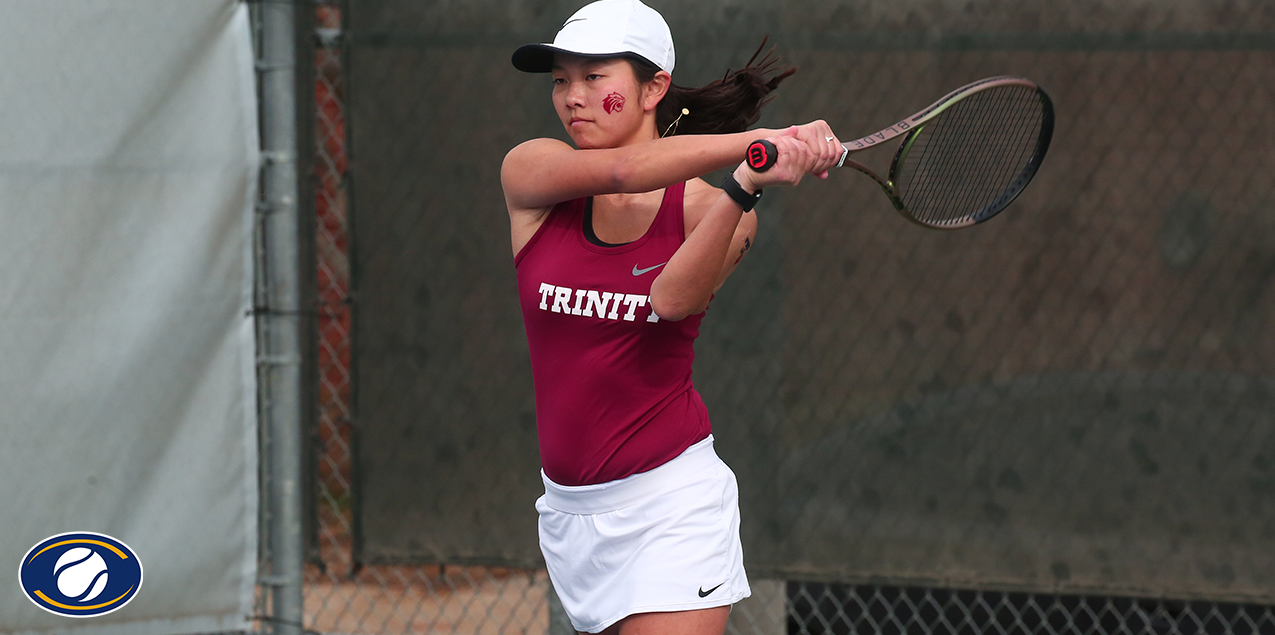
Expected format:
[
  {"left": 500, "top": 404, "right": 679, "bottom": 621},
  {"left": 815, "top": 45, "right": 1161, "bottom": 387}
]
[
  {"left": 19, "top": 532, "right": 143, "bottom": 618},
  {"left": 747, "top": 141, "right": 772, "bottom": 170}
]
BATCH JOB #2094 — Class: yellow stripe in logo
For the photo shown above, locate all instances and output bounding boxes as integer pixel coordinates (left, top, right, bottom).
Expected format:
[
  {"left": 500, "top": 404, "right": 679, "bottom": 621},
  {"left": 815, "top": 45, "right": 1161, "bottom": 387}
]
[
  {"left": 35, "top": 586, "right": 134, "bottom": 611},
  {"left": 29, "top": 539, "right": 128, "bottom": 562}
]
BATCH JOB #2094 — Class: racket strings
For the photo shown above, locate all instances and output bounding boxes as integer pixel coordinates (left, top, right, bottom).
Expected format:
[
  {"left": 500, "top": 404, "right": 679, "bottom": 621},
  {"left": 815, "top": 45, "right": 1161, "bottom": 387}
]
[
  {"left": 910, "top": 91, "right": 1002, "bottom": 216},
  {"left": 907, "top": 88, "right": 1034, "bottom": 223},
  {"left": 911, "top": 89, "right": 1033, "bottom": 223},
  {"left": 950, "top": 89, "right": 1033, "bottom": 221},
  {"left": 958, "top": 89, "right": 1028, "bottom": 217},
  {"left": 905, "top": 92, "right": 1008, "bottom": 222},
  {"left": 894, "top": 85, "right": 1044, "bottom": 226},
  {"left": 933, "top": 90, "right": 1038, "bottom": 222}
]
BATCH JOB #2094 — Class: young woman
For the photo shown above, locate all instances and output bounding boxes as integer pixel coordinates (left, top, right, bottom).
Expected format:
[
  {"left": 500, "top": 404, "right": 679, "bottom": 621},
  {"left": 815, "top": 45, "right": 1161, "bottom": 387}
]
[{"left": 502, "top": 1, "right": 842, "bottom": 634}]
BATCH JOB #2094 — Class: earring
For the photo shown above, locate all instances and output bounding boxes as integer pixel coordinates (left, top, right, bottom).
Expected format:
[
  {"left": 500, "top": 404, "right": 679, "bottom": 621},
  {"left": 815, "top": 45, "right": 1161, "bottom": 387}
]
[{"left": 662, "top": 108, "right": 690, "bottom": 138}]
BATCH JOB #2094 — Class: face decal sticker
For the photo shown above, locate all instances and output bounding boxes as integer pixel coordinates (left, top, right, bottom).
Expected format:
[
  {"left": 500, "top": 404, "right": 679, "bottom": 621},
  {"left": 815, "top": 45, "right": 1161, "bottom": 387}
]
[{"left": 603, "top": 92, "right": 626, "bottom": 114}]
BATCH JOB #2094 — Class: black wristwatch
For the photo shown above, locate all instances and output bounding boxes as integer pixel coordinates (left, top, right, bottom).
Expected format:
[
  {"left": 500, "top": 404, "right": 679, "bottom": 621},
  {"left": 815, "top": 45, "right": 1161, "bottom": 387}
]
[{"left": 720, "top": 171, "right": 762, "bottom": 212}]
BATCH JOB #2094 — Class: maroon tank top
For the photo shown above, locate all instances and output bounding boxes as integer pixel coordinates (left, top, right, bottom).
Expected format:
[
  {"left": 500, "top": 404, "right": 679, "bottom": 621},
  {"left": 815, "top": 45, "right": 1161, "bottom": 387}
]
[{"left": 514, "top": 182, "right": 711, "bottom": 486}]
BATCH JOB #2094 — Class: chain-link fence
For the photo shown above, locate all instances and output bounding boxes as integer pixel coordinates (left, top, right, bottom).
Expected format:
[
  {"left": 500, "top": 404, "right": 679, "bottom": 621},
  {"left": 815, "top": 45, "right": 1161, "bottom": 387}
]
[
  {"left": 303, "top": 5, "right": 560, "bottom": 629},
  {"left": 295, "top": 1, "right": 1275, "bottom": 634},
  {"left": 787, "top": 585, "right": 1275, "bottom": 635}
]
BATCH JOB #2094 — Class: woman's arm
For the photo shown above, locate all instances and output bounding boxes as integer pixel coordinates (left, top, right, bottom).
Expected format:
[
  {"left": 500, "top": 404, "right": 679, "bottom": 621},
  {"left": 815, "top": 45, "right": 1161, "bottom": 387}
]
[
  {"left": 500, "top": 130, "right": 777, "bottom": 212},
  {"left": 650, "top": 128, "right": 828, "bottom": 320},
  {"left": 715, "top": 210, "right": 759, "bottom": 292}
]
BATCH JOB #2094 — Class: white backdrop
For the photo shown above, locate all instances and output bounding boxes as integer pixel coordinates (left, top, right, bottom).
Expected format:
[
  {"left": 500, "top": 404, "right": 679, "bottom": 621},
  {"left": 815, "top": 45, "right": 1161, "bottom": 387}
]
[{"left": 0, "top": 1, "right": 259, "bottom": 634}]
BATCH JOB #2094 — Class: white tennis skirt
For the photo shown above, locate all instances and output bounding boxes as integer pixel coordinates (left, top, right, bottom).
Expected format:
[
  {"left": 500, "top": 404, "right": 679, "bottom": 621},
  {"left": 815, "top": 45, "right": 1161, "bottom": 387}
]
[{"left": 536, "top": 435, "right": 751, "bottom": 634}]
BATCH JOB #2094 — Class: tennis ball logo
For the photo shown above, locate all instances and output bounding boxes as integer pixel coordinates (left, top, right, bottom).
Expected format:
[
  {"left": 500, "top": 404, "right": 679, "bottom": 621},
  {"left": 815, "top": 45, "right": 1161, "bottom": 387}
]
[
  {"left": 19, "top": 532, "right": 142, "bottom": 618},
  {"left": 54, "top": 548, "right": 109, "bottom": 602}
]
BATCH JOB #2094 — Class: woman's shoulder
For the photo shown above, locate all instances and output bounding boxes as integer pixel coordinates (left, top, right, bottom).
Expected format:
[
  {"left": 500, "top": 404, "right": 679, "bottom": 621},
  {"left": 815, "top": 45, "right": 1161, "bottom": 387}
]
[
  {"left": 503, "top": 137, "right": 573, "bottom": 168},
  {"left": 682, "top": 177, "right": 720, "bottom": 210}
]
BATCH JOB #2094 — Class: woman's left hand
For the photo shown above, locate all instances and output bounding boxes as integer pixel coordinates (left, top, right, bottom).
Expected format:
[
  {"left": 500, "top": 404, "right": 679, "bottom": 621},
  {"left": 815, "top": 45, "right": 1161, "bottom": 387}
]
[{"left": 791, "top": 120, "right": 843, "bottom": 179}]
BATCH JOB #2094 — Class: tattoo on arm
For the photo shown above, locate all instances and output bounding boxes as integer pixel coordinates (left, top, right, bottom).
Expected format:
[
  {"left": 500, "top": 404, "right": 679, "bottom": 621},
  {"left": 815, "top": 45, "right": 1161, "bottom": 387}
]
[{"left": 734, "top": 236, "right": 753, "bottom": 265}]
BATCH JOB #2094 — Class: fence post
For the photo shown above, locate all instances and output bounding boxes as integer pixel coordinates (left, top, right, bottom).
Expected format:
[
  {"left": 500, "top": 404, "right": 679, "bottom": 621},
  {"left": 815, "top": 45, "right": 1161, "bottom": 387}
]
[{"left": 258, "top": 0, "right": 305, "bottom": 632}]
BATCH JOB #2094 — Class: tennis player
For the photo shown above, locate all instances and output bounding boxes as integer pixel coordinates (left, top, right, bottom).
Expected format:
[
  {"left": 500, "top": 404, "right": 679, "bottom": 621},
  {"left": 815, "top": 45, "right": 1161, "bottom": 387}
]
[{"left": 503, "top": 1, "right": 841, "bottom": 634}]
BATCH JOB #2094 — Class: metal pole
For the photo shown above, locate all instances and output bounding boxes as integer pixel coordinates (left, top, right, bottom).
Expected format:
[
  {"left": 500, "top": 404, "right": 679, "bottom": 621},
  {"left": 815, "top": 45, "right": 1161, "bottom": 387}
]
[{"left": 258, "top": 0, "right": 304, "bottom": 632}]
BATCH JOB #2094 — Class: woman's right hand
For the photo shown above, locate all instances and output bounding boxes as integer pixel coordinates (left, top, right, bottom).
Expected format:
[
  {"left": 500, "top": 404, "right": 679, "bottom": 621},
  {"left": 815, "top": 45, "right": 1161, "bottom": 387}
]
[{"left": 734, "top": 126, "right": 822, "bottom": 192}]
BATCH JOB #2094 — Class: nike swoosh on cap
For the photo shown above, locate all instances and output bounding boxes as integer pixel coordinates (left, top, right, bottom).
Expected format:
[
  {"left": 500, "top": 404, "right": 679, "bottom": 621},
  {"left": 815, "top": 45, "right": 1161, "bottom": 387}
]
[
  {"left": 632, "top": 262, "right": 668, "bottom": 276},
  {"left": 561, "top": 17, "right": 586, "bottom": 28}
]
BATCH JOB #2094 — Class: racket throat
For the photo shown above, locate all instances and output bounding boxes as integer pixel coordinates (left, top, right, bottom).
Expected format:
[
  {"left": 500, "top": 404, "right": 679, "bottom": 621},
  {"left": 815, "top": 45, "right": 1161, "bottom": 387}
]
[{"left": 842, "top": 158, "right": 910, "bottom": 217}]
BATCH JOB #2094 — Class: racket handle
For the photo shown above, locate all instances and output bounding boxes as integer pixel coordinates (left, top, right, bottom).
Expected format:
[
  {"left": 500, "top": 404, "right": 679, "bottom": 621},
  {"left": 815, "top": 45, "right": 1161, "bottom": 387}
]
[{"left": 746, "top": 139, "right": 778, "bottom": 172}]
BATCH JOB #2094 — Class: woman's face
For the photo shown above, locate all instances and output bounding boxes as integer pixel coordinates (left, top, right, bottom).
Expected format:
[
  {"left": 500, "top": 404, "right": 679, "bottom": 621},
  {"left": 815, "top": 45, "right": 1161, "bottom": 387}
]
[{"left": 551, "top": 54, "right": 653, "bottom": 149}]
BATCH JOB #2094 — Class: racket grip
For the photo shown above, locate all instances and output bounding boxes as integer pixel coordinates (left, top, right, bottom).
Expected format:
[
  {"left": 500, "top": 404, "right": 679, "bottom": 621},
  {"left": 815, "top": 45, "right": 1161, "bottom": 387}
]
[{"left": 746, "top": 139, "right": 778, "bottom": 172}]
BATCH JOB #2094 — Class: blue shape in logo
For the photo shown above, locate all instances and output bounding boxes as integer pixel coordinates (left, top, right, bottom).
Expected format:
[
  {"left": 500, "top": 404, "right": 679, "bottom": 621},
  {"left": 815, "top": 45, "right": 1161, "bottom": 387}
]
[{"left": 19, "top": 532, "right": 143, "bottom": 618}]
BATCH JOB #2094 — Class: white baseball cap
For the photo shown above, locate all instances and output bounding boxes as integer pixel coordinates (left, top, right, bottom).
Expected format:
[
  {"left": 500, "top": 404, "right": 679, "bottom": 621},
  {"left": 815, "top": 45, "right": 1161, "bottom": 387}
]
[{"left": 512, "top": 0, "right": 675, "bottom": 74}]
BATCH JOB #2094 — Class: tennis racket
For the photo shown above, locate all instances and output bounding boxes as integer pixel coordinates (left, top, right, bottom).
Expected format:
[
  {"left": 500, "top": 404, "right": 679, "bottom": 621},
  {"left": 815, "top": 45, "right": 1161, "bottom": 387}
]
[{"left": 747, "top": 76, "right": 1054, "bottom": 229}]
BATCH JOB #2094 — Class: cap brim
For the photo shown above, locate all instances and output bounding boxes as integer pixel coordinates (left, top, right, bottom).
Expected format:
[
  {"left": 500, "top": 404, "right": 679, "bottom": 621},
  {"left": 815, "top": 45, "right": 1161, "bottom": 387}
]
[
  {"left": 511, "top": 43, "right": 642, "bottom": 73},
  {"left": 511, "top": 44, "right": 557, "bottom": 73}
]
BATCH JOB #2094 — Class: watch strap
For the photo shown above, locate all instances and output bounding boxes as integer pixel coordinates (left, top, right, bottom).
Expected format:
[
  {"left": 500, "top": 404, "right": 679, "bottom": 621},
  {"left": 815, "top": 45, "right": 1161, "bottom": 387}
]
[{"left": 720, "top": 172, "right": 762, "bottom": 212}]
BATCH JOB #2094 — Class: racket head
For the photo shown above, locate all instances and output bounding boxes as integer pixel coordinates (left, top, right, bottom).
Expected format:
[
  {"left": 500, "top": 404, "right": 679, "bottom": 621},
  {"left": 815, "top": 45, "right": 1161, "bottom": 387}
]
[{"left": 885, "top": 77, "right": 1055, "bottom": 229}]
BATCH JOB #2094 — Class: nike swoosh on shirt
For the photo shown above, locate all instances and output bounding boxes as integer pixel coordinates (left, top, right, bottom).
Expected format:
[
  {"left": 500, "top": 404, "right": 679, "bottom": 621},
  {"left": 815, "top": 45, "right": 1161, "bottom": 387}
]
[{"left": 632, "top": 262, "right": 668, "bottom": 276}]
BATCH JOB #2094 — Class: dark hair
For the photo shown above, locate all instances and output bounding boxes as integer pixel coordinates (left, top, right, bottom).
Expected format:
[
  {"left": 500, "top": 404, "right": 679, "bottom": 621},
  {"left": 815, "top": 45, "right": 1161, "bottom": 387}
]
[{"left": 627, "top": 37, "right": 797, "bottom": 137}]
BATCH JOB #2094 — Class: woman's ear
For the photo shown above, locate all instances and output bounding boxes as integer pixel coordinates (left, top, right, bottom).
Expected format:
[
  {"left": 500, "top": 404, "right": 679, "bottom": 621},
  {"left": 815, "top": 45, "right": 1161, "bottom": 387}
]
[{"left": 643, "top": 71, "right": 672, "bottom": 111}]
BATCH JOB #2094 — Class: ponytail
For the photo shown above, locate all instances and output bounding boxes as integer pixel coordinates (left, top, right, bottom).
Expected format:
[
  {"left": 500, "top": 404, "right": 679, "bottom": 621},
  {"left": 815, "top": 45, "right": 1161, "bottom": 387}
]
[{"left": 628, "top": 37, "right": 797, "bottom": 137}]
